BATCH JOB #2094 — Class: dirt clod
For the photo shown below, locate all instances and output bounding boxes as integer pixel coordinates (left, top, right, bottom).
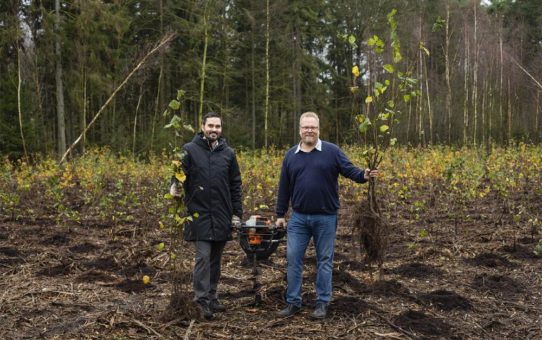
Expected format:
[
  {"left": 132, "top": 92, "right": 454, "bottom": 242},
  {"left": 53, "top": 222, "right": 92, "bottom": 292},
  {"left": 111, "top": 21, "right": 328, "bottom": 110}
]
[
  {"left": 465, "top": 252, "right": 515, "bottom": 268},
  {"left": 419, "top": 289, "right": 472, "bottom": 311},
  {"left": 394, "top": 309, "right": 452, "bottom": 337},
  {"left": 392, "top": 262, "right": 444, "bottom": 278}
]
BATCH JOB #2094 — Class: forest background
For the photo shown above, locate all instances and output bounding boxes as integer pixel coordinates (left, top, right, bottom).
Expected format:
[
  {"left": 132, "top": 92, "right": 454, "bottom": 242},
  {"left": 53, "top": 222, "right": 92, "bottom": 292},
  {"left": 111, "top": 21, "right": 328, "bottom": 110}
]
[{"left": 0, "top": 0, "right": 541, "bottom": 159}]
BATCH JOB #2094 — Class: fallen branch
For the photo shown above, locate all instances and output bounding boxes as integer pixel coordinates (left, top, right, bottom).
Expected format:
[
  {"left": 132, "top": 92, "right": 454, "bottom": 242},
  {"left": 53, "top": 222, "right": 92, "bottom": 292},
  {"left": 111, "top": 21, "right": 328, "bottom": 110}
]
[
  {"left": 184, "top": 319, "right": 195, "bottom": 340},
  {"left": 60, "top": 32, "right": 176, "bottom": 164},
  {"left": 507, "top": 54, "right": 542, "bottom": 91},
  {"left": 131, "top": 318, "right": 162, "bottom": 337},
  {"left": 371, "top": 310, "right": 416, "bottom": 340}
]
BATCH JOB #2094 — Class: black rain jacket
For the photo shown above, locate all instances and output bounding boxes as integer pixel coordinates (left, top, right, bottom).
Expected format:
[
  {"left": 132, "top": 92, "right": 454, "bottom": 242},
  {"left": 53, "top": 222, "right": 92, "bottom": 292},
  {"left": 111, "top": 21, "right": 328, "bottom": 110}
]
[{"left": 179, "top": 133, "right": 243, "bottom": 242}]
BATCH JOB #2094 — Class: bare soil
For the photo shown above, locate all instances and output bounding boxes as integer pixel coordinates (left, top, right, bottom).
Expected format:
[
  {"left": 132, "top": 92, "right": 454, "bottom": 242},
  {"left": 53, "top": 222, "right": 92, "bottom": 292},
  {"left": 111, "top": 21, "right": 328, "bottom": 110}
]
[{"left": 1, "top": 193, "right": 541, "bottom": 339}]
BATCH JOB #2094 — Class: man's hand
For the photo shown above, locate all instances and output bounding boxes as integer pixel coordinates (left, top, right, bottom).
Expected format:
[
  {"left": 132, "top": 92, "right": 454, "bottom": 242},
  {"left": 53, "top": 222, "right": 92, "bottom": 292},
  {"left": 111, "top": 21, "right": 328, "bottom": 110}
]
[
  {"left": 364, "top": 169, "right": 379, "bottom": 180},
  {"left": 276, "top": 218, "right": 287, "bottom": 229},
  {"left": 231, "top": 215, "right": 241, "bottom": 229},
  {"left": 169, "top": 183, "right": 182, "bottom": 197}
]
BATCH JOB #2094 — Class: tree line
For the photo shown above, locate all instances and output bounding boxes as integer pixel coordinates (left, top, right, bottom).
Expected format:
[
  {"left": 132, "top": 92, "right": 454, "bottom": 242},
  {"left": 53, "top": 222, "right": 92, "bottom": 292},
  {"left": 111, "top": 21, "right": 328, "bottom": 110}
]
[{"left": 1, "top": 0, "right": 541, "bottom": 159}]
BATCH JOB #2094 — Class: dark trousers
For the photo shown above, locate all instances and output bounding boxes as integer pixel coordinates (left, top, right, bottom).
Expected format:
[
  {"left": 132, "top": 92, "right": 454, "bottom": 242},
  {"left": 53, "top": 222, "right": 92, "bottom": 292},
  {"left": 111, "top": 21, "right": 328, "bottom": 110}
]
[{"left": 193, "top": 240, "right": 226, "bottom": 304}]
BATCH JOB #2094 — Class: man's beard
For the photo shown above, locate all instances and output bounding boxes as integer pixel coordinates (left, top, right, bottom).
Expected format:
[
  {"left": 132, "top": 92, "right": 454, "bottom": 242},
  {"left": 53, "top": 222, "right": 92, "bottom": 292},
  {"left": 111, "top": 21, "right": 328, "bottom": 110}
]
[
  {"left": 205, "top": 132, "right": 219, "bottom": 141},
  {"left": 302, "top": 135, "right": 316, "bottom": 145}
]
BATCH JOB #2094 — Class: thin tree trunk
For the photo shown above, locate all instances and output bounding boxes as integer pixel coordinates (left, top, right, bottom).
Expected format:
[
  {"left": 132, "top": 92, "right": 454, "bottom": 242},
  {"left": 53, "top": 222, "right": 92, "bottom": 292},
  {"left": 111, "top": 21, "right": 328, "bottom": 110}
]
[
  {"left": 251, "top": 26, "right": 256, "bottom": 149},
  {"left": 82, "top": 67, "right": 87, "bottom": 153},
  {"left": 481, "top": 76, "right": 487, "bottom": 146},
  {"left": 423, "top": 51, "right": 433, "bottom": 144},
  {"left": 463, "top": 22, "right": 470, "bottom": 146},
  {"left": 32, "top": 45, "right": 46, "bottom": 152},
  {"left": 472, "top": 2, "right": 478, "bottom": 146},
  {"left": 151, "top": 0, "right": 164, "bottom": 151},
  {"left": 17, "top": 44, "right": 28, "bottom": 159},
  {"left": 221, "top": 1, "right": 229, "bottom": 113},
  {"left": 198, "top": 1, "right": 210, "bottom": 127},
  {"left": 445, "top": 4, "right": 452, "bottom": 144},
  {"left": 499, "top": 16, "right": 504, "bottom": 142},
  {"left": 537, "top": 90, "right": 540, "bottom": 142},
  {"left": 417, "top": 10, "right": 423, "bottom": 146},
  {"left": 292, "top": 29, "right": 298, "bottom": 144},
  {"left": 133, "top": 83, "right": 143, "bottom": 157},
  {"left": 55, "top": 0, "right": 66, "bottom": 158},
  {"left": 488, "top": 79, "right": 493, "bottom": 144},
  {"left": 151, "top": 65, "right": 163, "bottom": 151},
  {"left": 507, "top": 77, "right": 512, "bottom": 142},
  {"left": 264, "top": 0, "right": 270, "bottom": 149}
]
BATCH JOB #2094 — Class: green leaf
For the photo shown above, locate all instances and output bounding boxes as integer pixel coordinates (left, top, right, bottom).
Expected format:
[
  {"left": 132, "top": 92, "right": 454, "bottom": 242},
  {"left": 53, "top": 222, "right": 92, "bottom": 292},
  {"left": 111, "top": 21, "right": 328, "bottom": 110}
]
[
  {"left": 165, "top": 114, "right": 182, "bottom": 129},
  {"left": 403, "top": 94, "right": 411, "bottom": 102},
  {"left": 383, "top": 64, "right": 395, "bottom": 73},
  {"left": 156, "top": 242, "right": 165, "bottom": 251},
  {"left": 169, "top": 100, "right": 180, "bottom": 110},
  {"left": 379, "top": 125, "right": 389, "bottom": 133},
  {"left": 393, "top": 49, "right": 402, "bottom": 63},
  {"left": 176, "top": 89, "right": 185, "bottom": 100},
  {"left": 390, "top": 138, "right": 397, "bottom": 146},
  {"left": 355, "top": 114, "right": 366, "bottom": 123},
  {"left": 378, "top": 113, "right": 390, "bottom": 120},
  {"left": 348, "top": 34, "right": 356, "bottom": 46},
  {"left": 164, "top": 193, "right": 173, "bottom": 199},
  {"left": 365, "top": 96, "right": 373, "bottom": 104},
  {"left": 387, "top": 100, "right": 395, "bottom": 108},
  {"left": 358, "top": 118, "right": 372, "bottom": 133}
]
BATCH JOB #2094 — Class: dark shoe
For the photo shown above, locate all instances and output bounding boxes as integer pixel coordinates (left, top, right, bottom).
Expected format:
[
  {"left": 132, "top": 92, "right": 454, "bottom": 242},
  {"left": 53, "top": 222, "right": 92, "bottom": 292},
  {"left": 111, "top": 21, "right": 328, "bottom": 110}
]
[
  {"left": 210, "top": 299, "right": 226, "bottom": 312},
  {"left": 277, "top": 304, "right": 302, "bottom": 317},
  {"left": 311, "top": 302, "right": 328, "bottom": 319},
  {"left": 197, "top": 301, "right": 214, "bottom": 320}
]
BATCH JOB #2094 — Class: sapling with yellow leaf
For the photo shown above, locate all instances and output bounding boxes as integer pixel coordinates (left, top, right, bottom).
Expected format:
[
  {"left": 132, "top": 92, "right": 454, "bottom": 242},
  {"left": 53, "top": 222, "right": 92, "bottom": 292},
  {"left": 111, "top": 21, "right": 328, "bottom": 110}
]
[
  {"left": 161, "top": 89, "right": 200, "bottom": 319},
  {"left": 348, "top": 9, "right": 419, "bottom": 277}
]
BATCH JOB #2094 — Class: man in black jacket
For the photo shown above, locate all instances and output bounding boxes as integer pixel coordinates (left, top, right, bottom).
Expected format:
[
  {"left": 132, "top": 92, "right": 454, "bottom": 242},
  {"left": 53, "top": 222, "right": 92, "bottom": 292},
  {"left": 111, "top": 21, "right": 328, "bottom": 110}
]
[{"left": 170, "top": 112, "right": 243, "bottom": 320}]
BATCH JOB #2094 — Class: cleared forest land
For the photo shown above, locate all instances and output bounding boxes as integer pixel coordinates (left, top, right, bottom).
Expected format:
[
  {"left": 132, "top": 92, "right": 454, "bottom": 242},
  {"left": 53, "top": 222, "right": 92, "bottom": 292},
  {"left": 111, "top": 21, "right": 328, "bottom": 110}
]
[{"left": 1, "top": 145, "right": 541, "bottom": 339}]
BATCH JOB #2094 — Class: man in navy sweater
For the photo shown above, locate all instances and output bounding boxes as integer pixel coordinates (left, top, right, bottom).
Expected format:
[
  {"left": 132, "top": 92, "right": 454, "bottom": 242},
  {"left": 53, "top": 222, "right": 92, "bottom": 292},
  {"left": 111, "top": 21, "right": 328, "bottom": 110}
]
[{"left": 275, "top": 111, "right": 378, "bottom": 319}]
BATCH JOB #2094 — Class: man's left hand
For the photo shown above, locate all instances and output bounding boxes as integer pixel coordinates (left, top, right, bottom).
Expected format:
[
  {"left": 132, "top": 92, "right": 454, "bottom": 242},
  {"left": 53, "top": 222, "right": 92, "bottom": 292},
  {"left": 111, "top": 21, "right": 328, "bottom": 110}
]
[{"left": 364, "top": 169, "right": 379, "bottom": 180}]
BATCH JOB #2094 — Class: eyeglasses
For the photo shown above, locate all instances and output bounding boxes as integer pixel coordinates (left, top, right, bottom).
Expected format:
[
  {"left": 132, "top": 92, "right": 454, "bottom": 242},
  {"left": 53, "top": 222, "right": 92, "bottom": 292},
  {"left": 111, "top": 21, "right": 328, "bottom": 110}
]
[{"left": 301, "top": 126, "right": 319, "bottom": 131}]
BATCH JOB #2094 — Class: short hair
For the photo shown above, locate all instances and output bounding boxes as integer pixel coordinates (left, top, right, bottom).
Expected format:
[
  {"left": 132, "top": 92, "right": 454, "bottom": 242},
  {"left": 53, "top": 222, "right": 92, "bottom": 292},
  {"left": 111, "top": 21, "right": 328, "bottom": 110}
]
[
  {"left": 202, "top": 112, "right": 222, "bottom": 125},
  {"left": 299, "top": 111, "right": 319, "bottom": 126}
]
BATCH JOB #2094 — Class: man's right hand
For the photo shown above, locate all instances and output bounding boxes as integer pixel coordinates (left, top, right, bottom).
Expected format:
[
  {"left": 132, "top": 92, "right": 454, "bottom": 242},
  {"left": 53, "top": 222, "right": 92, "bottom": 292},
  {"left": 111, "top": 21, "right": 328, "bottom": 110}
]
[
  {"left": 276, "top": 218, "right": 287, "bottom": 229},
  {"left": 169, "top": 183, "right": 182, "bottom": 197}
]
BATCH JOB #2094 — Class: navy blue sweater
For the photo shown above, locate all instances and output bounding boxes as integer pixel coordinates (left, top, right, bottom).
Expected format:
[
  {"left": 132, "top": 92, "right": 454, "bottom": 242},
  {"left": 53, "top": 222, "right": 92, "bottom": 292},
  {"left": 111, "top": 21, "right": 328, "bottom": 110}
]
[{"left": 276, "top": 141, "right": 367, "bottom": 217}]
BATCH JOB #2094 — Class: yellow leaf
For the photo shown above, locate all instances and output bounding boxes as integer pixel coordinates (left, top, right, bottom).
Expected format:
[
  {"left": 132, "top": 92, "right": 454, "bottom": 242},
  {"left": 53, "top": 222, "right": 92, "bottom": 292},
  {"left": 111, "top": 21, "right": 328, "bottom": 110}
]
[
  {"left": 352, "top": 65, "right": 360, "bottom": 77},
  {"left": 142, "top": 275, "right": 151, "bottom": 285},
  {"left": 175, "top": 172, "right": 186, "bottom": 183},
  {"left": 365, "top": 96, "right": 373, "bottom": 104}
]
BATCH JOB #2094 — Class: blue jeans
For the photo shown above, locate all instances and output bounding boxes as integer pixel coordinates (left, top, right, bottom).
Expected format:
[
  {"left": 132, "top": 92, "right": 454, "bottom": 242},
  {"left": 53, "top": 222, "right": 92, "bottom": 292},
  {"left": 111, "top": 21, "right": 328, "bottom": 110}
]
[{"left": 286, "top": 211, "right": 337, "bottom": 307}]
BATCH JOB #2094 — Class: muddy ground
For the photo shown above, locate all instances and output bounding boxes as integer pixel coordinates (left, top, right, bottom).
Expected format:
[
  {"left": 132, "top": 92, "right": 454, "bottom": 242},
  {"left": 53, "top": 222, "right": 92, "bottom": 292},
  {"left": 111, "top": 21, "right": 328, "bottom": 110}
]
[{"left": 1, "top": 192, "right": 541, "bottom": 339}]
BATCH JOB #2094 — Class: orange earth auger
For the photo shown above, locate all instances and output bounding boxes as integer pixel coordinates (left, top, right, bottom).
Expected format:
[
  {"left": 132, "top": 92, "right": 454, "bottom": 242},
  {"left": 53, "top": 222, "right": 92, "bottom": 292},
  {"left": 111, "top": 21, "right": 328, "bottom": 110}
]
[{"left": 236, "top": 215, "right": 286, "bottom": 304}]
